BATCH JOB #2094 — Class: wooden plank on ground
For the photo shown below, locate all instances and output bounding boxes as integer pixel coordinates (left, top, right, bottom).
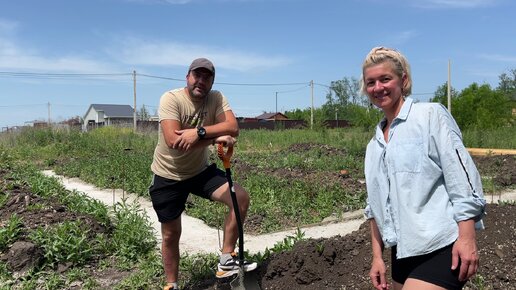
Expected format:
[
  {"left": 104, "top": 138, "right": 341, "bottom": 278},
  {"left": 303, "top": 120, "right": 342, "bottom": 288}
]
[{"left": 467, "top": 148, "right": 516, "bottom": 156}]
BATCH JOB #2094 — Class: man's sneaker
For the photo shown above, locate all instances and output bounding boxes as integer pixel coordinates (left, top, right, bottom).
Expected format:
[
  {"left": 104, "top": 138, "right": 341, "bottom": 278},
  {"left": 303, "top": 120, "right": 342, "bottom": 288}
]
[
  {"left": 163, "top": 285, "right": 179, "bottom": 290},
  {"left": 215, "top": 267, "right": 240, "bottom": 279},
  {"left": 215, "top": 252, "right": 257, "bottom": 278}
]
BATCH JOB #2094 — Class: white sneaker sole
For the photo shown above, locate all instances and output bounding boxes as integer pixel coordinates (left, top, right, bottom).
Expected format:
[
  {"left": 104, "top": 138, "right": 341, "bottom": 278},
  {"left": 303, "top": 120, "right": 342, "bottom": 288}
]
[
  {"left": 216, "top": 262, "right": 258, "bottom": 279},
  {"left": 218, "top": 262, "right": 258, "bottom": 272}
]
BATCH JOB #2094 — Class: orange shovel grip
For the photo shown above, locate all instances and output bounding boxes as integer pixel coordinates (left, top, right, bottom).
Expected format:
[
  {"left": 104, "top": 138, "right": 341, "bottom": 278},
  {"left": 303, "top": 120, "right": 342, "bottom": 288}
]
[{"left": 217, "top": 143, "right": 233, "bottom": 169}]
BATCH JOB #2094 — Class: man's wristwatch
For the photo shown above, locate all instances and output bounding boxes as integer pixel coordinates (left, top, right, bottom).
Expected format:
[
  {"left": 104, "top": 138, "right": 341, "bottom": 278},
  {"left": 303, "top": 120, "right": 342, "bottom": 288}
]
[{"left": 197, "top": 127, "right": 206, "bottom": 139}]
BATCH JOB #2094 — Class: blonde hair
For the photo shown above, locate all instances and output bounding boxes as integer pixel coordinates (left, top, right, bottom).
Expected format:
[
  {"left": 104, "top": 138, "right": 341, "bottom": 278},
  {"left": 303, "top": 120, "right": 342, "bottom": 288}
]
[{"left": 360, "top": 46, "right": 412, "bottom": 97}]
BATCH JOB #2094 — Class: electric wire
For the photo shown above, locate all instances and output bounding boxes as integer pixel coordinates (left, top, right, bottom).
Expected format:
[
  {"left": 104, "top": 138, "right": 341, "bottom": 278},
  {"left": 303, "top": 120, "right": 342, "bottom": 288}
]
[
  {"left": 137, "top": 72, "right": 309, "bottom": 86},
  {"left": 0, "top": 70, "right": 436, "bottom": 115},
  {"left": 275, "top": 84, "right": 311, "bottom": 94},
  {"left": 0, "top": 71, "right": 132, "bottom": 78}
]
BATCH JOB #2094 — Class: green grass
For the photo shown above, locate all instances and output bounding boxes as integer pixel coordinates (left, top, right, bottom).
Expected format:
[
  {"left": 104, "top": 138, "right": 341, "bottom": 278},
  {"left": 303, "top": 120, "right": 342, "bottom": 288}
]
[
  {"left": 462, "top": 126, "right": 516, "bottom": 149},
  {"left": 1, "top": 125, "right": 514, "bottom": 235},
  {"left": 29, "top": 220, "right": 96, "bottom": 267},
  {"left": 0, "top": 157, "right": 163, "bottom": 289},
  {"left": 0, "top": 214, "right": 23, "bottom": 251}
]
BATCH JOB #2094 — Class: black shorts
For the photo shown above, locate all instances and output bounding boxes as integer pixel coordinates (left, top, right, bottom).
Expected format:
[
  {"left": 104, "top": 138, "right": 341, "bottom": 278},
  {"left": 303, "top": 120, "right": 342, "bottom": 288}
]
[
  {"left": 391, "top": 243, "right": 466, "bottom": 289},
  {"left": 148, "top": 163, "right": 228, "bottom": 223}
]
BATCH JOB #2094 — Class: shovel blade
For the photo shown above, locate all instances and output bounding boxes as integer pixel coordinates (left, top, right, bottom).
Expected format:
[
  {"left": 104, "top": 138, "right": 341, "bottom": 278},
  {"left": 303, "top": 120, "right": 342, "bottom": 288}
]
[{"left": 229, "top": 269, "right": 261, "bottom": 290}]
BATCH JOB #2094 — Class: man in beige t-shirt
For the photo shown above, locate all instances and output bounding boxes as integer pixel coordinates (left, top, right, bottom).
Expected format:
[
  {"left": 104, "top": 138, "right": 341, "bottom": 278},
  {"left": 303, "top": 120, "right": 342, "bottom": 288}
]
[{"left": 149, "top": 58, "right": 256, "bottom": 290}]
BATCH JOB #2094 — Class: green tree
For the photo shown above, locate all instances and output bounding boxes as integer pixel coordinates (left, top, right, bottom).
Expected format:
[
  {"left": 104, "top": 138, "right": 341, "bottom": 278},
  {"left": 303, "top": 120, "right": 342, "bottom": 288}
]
[
  {"left": 138, "top": 105, "right": 151, "bottom": 121},
  {"left": 453, "top": 83, "right": 512, "bottom": 130},
  {"left": 343, "top": 104, "right": 382, "bottom": 129},
  {"left": 285, "top": 108, "right": 311, "bottom": 121},
  {"left": 498, "top": 69, "right": 516, "bottom": 101},
  {"left": 430, "top": 83, "right": 459, "bottom": 106},
  {"left": 325, "top": 77, "right": 367, "bottom": 107}
]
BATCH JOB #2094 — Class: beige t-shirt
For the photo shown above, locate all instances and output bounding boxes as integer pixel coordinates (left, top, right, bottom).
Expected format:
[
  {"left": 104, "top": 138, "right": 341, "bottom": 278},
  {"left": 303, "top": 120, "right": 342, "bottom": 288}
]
[{"left": 151, "top": 88, "right": 231, "bottom": 180}]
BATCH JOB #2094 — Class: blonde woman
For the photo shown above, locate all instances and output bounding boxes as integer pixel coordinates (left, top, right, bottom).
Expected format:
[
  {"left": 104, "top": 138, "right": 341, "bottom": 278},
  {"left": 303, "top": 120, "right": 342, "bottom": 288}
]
[{"left": 362, "top": 47, "right": 486, "bottom": 290}]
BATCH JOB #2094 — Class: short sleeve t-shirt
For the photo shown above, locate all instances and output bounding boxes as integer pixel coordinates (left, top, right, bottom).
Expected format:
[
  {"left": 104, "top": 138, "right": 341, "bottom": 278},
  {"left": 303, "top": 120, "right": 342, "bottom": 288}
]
[{"left": 151, "top": 87, "right": 231, "bottom": 180}]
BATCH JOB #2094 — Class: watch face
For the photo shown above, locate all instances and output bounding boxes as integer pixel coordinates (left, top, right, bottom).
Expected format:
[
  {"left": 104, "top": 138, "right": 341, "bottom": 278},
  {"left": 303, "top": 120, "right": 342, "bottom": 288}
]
[{"left": 198, "top": 127, "right": 206, "bottom": 138}]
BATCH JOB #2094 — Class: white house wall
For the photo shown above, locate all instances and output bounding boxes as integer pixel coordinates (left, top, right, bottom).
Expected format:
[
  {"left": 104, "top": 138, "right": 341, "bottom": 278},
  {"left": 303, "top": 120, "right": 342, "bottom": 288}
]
[
  {"left": 84, "top": 108, "right": 96, "bottom": 122},
  {"left": 82, "top": 108, "right": 105, "bottom": 131},
  {"left": 97, "top": 111, "right": 105, "bottom": 123}
]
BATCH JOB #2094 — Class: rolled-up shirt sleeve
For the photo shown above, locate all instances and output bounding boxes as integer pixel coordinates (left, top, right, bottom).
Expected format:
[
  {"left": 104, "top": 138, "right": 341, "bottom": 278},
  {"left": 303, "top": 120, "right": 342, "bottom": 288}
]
[
  {"left": 364, "top": 202, "right": 374, "bottom": 219},
  {"left": 429, "top": 105, "right": 486, "bottom": 224}
]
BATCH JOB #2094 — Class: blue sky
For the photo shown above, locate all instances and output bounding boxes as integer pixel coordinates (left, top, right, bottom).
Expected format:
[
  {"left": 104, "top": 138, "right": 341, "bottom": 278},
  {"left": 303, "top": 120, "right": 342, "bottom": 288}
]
[{"left": 1, "top": 0, "right": 515, "bottom": 129}]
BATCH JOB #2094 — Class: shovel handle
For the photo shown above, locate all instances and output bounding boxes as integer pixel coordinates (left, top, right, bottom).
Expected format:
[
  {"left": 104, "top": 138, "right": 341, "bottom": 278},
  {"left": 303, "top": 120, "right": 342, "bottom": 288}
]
[
  {"left": 217, "top": 143, "right": 245, "bottom": 266},
  {"left": 217, "top": 143, "right": 234, "bottom": 169}
]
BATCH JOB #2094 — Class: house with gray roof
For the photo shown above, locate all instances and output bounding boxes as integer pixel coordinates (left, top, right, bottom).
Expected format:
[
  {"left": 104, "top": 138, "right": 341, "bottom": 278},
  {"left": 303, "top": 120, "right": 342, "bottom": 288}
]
[
  {"left": 255, "top": 112, "right": 288, "bottom": 121},
  {"left": 83, "top": 104, "right": 134, "bottom": 131}
]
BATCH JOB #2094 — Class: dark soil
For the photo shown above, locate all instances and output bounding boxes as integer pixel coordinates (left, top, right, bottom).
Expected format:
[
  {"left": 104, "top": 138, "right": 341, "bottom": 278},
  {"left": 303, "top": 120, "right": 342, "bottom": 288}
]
[
  {"left": 191, "top": 155, "right": 516, "bottom": 290},
  {"left": 1, "top": 154, "right": 515, "bottom": 289}
]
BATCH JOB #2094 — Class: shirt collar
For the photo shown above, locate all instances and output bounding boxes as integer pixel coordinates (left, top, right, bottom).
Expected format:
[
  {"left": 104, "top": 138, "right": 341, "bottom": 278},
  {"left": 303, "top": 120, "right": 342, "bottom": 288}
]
[
  {"left": 375, "top": 97, "right": 414, "bottom": 143},
  {"left": 395, "top": 97, "right": 414, "bottom": 122}
]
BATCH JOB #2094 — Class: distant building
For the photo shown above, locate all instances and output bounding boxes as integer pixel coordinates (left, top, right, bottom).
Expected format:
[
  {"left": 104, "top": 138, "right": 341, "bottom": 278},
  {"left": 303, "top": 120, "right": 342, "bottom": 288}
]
[
  {"left": 83, "top": 104, "right": 134, "bottom": 131},
  {"left": 255, "top": 112, "right": 289, "bottom": 121},
  {"left": 236, "top": 117, "right": 258, "bottom": 123}
]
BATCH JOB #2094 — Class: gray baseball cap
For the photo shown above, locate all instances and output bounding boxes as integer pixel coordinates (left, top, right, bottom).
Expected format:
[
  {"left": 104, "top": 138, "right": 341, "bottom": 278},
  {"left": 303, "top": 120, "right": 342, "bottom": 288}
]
[{"left": 188, "top": 58, "right": 215, "bottom": 76}]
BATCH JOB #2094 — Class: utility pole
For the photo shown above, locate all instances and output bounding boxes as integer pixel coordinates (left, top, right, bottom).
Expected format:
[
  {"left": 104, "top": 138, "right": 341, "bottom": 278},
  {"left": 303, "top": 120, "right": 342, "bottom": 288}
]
[
  {"left": 447, "top": 60, "right": 451, "bottom": 113},
  {"left": 47, "top": 102, "right": 51, "bottom": 126},
  {"left": 275, "top": 92, "right": 278, "bottom": 122},
  {"left": 335, "top": 108, "right": 338, "bottom": 128},
  {"left": 310, "top": 80, "right": 314, "bottom": 129},
  {"left": 133, "top": 70, "right": 137, "bottom": 132}
]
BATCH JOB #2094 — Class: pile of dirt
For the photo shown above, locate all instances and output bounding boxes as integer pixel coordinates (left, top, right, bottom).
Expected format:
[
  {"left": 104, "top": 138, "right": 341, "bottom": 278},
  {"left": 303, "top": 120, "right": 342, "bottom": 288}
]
[
  {"left": 188, "top": 202, "right": 515, "bottom": 290},
  {"left": 255, "top": 203, "right": 515, "bottom": 290},
  {"left": 187, "top": 154, "right": 516, "bottom": 290}
]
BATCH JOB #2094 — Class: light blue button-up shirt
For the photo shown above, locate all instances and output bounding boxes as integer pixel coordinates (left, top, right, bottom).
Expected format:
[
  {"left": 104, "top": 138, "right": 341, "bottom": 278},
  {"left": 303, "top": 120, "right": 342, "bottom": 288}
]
[{"left": 364, "top": 97, "right": 486, "bottom": 259}]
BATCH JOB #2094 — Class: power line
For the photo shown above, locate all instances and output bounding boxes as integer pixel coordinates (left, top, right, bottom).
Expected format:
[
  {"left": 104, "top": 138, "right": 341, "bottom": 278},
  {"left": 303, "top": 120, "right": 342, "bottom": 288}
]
[
  {"left": 138, "top": 72, "right": 309, "bottom": 86},
  {"left": 0, "top": 103, "right": 48, "bottom": 108},
  {"left": 315, "top": 82, "right": 434, "bottom": 96},
  {"left": 216, "top": 81, "right": 309, "bottom": 86},
  {"left": 0, "top": 71, "right": 132, "bottom": 80},
  {"left": 137, "top": 73, "right": 184, "bottom": 82},
  {"left": 0, "top": 70, "right": 435, "bottom": 96},
  {"left": 276, "top": 84, "right": 311, "bottom": 94},
  {"left": 0, "top": 71, "right": 310, "bottom": 87},
  {"left": 313, "top": 82, "right": 331, "bottom": 88}
]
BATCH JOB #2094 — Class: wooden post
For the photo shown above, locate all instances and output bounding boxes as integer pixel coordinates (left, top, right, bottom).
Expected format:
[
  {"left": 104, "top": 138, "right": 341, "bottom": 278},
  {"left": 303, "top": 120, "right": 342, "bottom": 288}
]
[
  {"left": 133, "top": 70, "right": 137, "bottom": 132},
  {"left": 310, "top": 80, "right": 314, "bottom": 129},
  {"left": 447, "top": 60, "right": 451, "bottom": 113}
]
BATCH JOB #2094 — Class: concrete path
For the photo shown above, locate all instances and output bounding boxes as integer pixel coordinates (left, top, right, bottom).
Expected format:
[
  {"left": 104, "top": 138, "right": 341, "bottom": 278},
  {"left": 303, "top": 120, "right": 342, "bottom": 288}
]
[
  {"left": 42, "top": 171, "right": 516, "bottom": 256},
  {"left": 42, "top": 170, "right": 365, "bottom": 255}
]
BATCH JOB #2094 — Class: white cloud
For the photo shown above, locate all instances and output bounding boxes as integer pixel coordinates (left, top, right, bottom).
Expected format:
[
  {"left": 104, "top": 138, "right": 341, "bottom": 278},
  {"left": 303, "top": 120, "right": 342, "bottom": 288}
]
[
  {"left": 410, "top": 0, "right": 497, "bottom": 8},
  {"left": 112, "top": 37, "right": 292, "bottom": 72},
  {"left": 0, "top": 38, "right": 117, "bottom": 73},
  {"left": 468, "top": 69, "right": 500, "bottom": 79},
  {"left": 478, "top": 53, "right": 516, "bottom": 63},
  {"left": 121, "top": 0, "right": 279, "bottom": 5},
  {"left": 0, "top": 31, "right": 290, "bottom": 74},
  {"left": 122, "top": 0, "right": 193, "bottom": 4},
  {"left": 391, "top": 30, "right": 418, "bottom": 45},
  {"left": 0, "top": 20, "right": 120, "bottom": 73},
  {"left": 162, "top": 0, "right": 193, "bottom": 3},
  {"left": 0, "top": 19, "right": 18, "bottom": 34}
]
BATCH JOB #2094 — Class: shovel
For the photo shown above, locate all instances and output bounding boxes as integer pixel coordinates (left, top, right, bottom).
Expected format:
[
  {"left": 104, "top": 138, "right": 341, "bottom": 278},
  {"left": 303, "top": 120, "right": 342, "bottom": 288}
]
[{"left": 217, "top": 144, "right": 261, "bottom": 290}]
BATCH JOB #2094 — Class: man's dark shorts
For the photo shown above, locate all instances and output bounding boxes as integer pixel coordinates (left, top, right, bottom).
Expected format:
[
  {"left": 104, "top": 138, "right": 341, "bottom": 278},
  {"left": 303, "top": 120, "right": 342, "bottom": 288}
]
[
  {"left": 149, "top": 163, "right": 227, "bottom": 223},
  {"left": 391, "top": 243, "right": 466, "bottom": 289}
]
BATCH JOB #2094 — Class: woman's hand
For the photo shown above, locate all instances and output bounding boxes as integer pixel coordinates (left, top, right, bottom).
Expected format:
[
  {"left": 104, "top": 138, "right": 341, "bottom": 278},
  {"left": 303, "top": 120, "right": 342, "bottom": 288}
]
[
  {"left": 370, "top": 257, "right": 389, "bottom": 289},
  {"left": 452, "top": 219, "right": 479, "bottom": 281}
]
